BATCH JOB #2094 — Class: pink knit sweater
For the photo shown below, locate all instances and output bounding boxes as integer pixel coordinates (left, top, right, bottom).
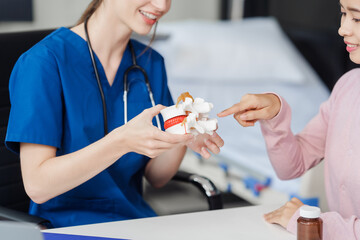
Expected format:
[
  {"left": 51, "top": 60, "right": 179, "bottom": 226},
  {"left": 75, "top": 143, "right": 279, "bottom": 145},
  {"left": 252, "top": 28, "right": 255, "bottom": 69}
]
[{"left": 260, "top": 68, "right": 360, "bottom": 239}]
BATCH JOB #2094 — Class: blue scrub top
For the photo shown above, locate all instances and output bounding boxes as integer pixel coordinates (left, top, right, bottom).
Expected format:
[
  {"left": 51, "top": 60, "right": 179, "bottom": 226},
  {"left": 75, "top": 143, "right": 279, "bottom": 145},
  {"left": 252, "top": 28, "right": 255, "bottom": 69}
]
[{"left": 5, "top": 27, "right": 174, "bottom": 227}]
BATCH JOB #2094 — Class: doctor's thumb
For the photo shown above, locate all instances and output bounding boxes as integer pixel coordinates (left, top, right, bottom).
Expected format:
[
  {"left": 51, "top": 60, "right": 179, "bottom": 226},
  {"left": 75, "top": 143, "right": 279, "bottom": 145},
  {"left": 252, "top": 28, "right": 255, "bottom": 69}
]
[{"left": 146, "top": 104, "right": 166, "bottom": 117}]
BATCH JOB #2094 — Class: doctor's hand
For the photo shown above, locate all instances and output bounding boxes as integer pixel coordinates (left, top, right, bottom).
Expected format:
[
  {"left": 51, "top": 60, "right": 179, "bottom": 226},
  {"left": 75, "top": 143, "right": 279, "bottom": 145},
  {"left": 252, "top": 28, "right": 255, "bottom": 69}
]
[
  {"left": 115, "top": 104, "right": 193, "bottom": 158},
  {"left": 264, "top": 197, "right": 304, "bottom": 229},
  {"left": 186, "top": 132, "right": 224, "bottom": 159},
  {"left": 217, "top": 93, "right": 281, "bottom": 127}
]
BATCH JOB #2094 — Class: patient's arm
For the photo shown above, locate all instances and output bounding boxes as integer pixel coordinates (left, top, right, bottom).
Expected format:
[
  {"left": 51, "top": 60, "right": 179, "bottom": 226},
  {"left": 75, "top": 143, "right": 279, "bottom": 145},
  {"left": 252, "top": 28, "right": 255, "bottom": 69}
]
[
  {"left": 217, "top": 92, "right": 327, "bottom": 179},
  {"left": 259, "top": 95, "right": 328, "bottom": 180}
]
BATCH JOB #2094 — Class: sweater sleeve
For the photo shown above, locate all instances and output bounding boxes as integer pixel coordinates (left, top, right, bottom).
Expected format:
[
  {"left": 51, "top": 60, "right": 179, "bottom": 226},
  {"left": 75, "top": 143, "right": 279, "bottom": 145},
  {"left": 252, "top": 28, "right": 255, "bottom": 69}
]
[
  {"left": 286, "top": 207, "right": 360, "bottom": 239},
  {"left": 259, "top": 94, "right": 329, "bottom": 180}
]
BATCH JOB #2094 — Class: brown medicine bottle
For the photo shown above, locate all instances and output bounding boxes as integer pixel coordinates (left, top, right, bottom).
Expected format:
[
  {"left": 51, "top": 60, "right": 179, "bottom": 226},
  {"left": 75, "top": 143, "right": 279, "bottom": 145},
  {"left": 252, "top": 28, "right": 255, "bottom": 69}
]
[{"left": 297, "top": 206, "right": 323, "bottom": 240}]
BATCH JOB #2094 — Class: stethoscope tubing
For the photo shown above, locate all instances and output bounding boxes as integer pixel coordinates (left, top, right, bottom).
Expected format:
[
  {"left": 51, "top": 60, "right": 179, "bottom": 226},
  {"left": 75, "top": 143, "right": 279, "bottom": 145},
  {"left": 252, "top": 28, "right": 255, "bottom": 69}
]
[
  {"left": 84, "top": 17, "right": 108, "bottom": 135},
  {"left": 84, "top": 17, "right": 161, "bottom": 136}
]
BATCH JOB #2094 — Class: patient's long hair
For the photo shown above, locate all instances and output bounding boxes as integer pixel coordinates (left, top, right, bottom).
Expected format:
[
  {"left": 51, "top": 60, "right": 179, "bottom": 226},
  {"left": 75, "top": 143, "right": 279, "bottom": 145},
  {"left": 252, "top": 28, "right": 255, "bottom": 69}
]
[{"left": 76, "top": 0, "right": 157, "bottom": 56}]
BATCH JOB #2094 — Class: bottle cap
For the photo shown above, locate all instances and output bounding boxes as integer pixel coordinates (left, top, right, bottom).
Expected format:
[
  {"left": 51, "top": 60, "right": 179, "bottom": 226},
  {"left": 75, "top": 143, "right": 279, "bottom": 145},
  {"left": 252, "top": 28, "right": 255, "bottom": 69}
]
[{"left": 299, "top": 206, "right": 321, "bottom": 219}]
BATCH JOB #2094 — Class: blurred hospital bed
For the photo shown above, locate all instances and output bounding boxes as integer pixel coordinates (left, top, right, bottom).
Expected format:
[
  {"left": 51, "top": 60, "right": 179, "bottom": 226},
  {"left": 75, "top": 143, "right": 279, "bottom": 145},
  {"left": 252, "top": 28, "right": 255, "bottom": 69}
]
[{"left": 150, "top": 17, "right": 330, "bottom": 210}]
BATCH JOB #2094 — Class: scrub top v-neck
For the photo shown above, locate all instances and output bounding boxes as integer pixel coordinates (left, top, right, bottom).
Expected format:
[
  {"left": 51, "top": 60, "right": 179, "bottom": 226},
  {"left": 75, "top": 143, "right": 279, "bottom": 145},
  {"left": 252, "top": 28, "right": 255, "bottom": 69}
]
[{"left": 5, "top": 27, "right": 174, "bottom": 227}]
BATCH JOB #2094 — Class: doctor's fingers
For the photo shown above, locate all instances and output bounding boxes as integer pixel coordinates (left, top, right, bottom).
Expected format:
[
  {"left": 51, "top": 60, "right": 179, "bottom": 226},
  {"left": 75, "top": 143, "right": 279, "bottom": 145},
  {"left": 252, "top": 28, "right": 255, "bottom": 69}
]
[
  {"left": 208, "top": 132, "right": 224, "bottom": 148},
  {"left": 140, "top": 140, "right": 183, "bottom": 158},
  {"left": 199, "top": 147, "right": 211, "bottom": 159},
  {"left": 155, "top": 130, "right": 194, "bottom": 144},
  {"left": 204, "top": 138, "right": 221, "bottom": 155}
]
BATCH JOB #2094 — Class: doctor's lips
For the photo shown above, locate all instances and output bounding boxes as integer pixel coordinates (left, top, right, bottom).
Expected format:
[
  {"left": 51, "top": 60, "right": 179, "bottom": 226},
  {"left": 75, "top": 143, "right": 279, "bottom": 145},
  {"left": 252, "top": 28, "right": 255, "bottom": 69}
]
[
  {"left": 345, "top": 41, "right": 359, "bottom": 52},
  {"left": 160, "top": 92, "right": 218, "bottom": 135},
  {"left": 139, "top": 10, "right": 158, "bottom": 25}
]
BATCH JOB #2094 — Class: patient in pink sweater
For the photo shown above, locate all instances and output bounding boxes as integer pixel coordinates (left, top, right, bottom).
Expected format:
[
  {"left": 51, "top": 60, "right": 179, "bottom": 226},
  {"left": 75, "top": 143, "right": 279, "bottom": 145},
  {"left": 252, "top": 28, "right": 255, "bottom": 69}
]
[{"left": 218, "top": 0, "right": 360, "bottom": 239}]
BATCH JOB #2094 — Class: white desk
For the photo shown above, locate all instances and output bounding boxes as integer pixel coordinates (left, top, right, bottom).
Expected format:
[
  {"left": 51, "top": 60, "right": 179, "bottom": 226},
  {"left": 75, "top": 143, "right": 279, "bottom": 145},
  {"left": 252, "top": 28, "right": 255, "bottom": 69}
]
[{"left": 44, "top": 205, "right": 295, "bottom": 240}]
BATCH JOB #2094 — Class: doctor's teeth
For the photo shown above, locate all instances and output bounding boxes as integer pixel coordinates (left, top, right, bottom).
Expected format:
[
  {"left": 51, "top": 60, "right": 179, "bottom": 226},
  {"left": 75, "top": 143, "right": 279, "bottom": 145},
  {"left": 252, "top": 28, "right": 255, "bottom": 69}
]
[
  {"left": 348, "top": 44, "right": 358, "bottom": 48},
  {"left": 140, "top": 10, "right": 157, "bottom": 20}
]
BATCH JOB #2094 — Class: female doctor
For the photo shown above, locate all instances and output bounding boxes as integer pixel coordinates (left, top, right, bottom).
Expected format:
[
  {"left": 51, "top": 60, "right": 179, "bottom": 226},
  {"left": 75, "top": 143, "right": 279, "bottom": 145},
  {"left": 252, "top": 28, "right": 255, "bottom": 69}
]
[{"left": 5, "top": 0, "right": 224, "bottom": 228}]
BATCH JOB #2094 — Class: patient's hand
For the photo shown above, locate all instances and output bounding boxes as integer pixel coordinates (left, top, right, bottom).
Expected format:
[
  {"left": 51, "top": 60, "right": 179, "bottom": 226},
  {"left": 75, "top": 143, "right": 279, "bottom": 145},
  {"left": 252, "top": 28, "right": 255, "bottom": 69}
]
[
  {"left": 263, "top": 197, "right": 304, "bottom": 228},
  {"left": 217, "top": 93, "right": 281, "bottom": 127}
]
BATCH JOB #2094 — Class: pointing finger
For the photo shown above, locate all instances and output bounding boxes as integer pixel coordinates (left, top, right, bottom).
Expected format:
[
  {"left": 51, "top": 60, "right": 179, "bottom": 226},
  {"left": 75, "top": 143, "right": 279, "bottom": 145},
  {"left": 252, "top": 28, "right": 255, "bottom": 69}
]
[{"left": 217, "top": 104, "right": 244, "bottom": 117}]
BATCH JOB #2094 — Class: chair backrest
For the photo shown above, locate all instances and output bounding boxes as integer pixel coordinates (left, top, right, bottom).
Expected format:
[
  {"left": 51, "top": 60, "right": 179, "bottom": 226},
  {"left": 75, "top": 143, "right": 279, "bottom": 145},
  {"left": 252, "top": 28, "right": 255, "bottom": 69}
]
[{"left": 0, "top": 29, "right": 53, "bottom": 213}]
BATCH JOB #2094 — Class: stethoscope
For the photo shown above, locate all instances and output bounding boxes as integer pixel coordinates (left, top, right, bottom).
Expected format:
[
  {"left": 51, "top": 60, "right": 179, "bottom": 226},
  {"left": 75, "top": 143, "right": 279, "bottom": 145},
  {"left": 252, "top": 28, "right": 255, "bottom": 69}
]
[{"left": 84, "top": 17, "right": 161, "bottom": 135}]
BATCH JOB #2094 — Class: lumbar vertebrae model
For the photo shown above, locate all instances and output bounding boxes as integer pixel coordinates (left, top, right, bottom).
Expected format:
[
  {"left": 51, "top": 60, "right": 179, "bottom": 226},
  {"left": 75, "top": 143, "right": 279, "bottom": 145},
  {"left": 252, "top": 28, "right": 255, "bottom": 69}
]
[{"left": 160, "top": 92, "right": 218, "bottom": 135}]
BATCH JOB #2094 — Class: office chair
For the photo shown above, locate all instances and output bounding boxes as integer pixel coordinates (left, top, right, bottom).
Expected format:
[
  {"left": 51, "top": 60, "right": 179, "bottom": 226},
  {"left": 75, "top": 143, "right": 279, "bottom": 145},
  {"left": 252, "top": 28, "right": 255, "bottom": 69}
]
[{"left": 0, "top": 29, "right": 222, "bottom": 229}]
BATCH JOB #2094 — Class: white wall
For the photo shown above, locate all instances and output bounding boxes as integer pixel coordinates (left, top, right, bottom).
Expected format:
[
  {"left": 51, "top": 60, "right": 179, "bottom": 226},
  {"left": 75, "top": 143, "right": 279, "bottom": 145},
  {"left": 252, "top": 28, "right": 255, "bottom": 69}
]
[
  {"left": 0, "top": 0, "right": 220, "bottom": 33},
  {"left": 0, "top": 0, "right": 90, "bottom": 32},
  {"left": 163, "top": 0, "right": 219, "bottom": 22}
]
